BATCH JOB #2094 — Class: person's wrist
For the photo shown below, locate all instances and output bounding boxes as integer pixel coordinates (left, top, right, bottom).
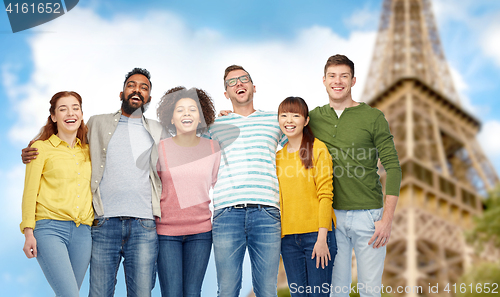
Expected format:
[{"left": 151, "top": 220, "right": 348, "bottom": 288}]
[
  {"left": 316, "top": 237, "right": 327, "bottom": 243},
  {"left": 24, "top": 228, "right": 34, "bottom": 237}
]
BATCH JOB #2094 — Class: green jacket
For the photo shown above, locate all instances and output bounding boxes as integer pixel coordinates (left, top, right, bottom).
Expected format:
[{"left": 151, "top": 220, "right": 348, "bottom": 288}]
[{"left": 309, "top": 103, "right": 401, "bottom": 210}]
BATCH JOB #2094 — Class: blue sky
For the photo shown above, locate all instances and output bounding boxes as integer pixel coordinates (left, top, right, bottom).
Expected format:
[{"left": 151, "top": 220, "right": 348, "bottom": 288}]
[{"left": 2, "top": 0, "right": 500, "bottom": 296}]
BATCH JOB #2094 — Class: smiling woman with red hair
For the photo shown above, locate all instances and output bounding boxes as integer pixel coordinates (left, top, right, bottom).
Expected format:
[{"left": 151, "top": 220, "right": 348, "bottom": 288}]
[{"left": 20, "top": 91, "right": 93, "bottom": 297}]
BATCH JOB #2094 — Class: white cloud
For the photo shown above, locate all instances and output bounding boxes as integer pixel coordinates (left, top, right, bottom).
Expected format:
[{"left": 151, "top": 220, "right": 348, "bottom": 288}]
[
  {"left": 5, "top": 7, "right": 376, "bottom": 144},
  {"left": 433, "top": 0, "right": 500, "bottom": 71},
  {"left": 449, "top": 65, "right": 468, "bottom": 94},
  {"left": 478, "top": 120, "right": 500, "bottom": 179},
  {"left": 343, "top": 5, "right": 380, "bottom": 31},
  {"left": 478, "top": 120, "right": 500, "bottom": 159},
  {"left": 447, "top": 65, "right": 486, "bottom": 116},
  {"left": 433, "top": 0, "right": 471, "bottom": 25},
  {"left": 481, "top": 18, "right": 500, "bottom": 68}
]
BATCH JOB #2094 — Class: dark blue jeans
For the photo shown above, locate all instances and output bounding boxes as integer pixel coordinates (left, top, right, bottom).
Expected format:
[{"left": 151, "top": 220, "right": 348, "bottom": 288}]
[
  {"left": 157, "top": 230, "right": 212, "bottom": 297},
  {"left": 281, "top": 231, "right": 337, "bottom": 297},
  {"left": 89, "top": 217, "right": 158, "bottom": 297}
]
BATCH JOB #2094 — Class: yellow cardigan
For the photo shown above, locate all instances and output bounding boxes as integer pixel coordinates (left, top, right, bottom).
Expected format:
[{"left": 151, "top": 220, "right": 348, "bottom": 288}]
[
  {"left": 20, "top": 134, "right": 94, "bottom": 233},
  {"left": 276, "top": 138, "right": 335, "bottom": 237}
]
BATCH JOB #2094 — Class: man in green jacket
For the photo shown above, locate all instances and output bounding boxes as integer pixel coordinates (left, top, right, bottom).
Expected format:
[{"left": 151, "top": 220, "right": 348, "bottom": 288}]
[{"left": 308, "top": 55, "right": 402, "bottom": 297}]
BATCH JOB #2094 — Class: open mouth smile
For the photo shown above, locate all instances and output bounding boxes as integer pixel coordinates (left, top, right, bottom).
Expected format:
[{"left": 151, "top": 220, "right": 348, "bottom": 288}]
[{"left": 131, "top": 95, "right": 142, "bottom": 102}]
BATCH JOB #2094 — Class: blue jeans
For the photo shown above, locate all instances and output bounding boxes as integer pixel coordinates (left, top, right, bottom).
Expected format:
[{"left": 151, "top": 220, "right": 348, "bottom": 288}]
[
  {"left": 212, "top": 205, "right": 281, "bottom": 297},
  {"left": 282, "top": 230, "right": 337, "bottom": 297},
  {"left": 34, "top": 219, "right": 91, "bottom": 297},
  {"left": 157, "top": 231, "right": 212, "bottom": 297},
  {"left": 89, "top": 217, "right": 158, "bottom": 297},
  {"left": 330, "top": 208, "right": 386, "bottom": 297}
]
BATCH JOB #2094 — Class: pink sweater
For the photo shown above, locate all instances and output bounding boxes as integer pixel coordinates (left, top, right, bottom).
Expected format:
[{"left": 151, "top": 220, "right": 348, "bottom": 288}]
[{"left": 156, "top": 137, "right": 221, "bottom": 236}]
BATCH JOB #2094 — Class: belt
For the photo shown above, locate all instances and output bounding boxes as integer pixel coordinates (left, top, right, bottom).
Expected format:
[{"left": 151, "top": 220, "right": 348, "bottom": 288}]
[
  {"left": 118, "top": 216, "right": 134, "bottom": 220},
  {"left": 233, "top": 204, "right": 261, "bottom": 208},
  {"left": 92, "top": 216, "right": 137, "bottom": 226}
]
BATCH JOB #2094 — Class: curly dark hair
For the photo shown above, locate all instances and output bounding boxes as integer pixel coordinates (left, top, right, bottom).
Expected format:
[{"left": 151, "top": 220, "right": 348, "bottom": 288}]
[
  {"left": 157, "top": 86, "right": 216, "bottom": 136},
  {"left": 124, "top": 68, "right": 152, "bottom": 89}
]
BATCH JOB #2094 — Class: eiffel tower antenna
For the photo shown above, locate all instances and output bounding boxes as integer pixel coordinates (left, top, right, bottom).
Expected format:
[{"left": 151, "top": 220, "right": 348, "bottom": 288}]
[
  {"left": 362, "top": 0, "right": 499, "bottom": 296},
  {"left": 362, "top": 0, "right": 461, "bottom": 105}
]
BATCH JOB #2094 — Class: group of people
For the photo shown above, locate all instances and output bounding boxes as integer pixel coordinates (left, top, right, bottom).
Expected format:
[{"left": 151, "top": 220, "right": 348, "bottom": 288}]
[{"left": 20, "top": 54, "right": 401, "bottom": 297}]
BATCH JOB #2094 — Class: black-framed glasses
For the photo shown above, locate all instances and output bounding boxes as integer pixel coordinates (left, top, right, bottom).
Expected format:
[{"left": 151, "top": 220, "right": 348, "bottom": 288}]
[{"left": 225, "top": 75, "right": 251, "bottom": 87}]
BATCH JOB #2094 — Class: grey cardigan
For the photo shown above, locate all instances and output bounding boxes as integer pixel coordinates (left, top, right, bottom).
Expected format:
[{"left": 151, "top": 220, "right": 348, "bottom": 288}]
[{"left": 87, "top": 110, "right": 164, "bottom": 218}]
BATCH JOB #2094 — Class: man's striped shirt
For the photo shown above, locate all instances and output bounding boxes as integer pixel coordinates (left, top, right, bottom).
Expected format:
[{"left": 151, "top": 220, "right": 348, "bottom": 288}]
[{"left": 209, "top": 110, "right": 283, "bottom": 210}]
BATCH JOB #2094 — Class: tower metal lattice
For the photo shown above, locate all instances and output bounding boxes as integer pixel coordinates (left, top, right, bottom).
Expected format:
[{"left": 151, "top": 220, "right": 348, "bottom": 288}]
[{"left": 364, "top": 0, "right": 499, "bottom": 296}]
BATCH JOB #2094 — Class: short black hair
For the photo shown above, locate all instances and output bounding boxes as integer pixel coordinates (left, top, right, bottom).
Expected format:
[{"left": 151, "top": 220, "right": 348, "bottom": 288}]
[{"left": 124, "top": 68, "right": 152, "bottom": 89}]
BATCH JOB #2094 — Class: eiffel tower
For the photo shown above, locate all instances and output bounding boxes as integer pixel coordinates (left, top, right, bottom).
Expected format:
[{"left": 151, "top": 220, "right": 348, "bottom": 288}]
[{"left": 362, "top": 0, "right": 500, "bottom": 296}]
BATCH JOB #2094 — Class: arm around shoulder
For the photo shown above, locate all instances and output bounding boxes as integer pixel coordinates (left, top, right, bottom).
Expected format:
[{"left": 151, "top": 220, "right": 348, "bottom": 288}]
[{"left": 21, "top": 140, "right": 38, "bottom": 164}]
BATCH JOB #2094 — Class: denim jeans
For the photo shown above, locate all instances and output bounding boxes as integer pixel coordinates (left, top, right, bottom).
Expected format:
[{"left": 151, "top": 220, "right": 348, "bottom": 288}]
[
  {"left": 157, "top": 230, "right": 212, "bottom": 297},
  {"left": 212, "top": 205, "right": 281, "bottom": 297},
  {"left": 89, "top": 217, "right": 158, "bottom": 297},
  {"left": 330, "top": 208, "right": 386, "bottom": 297},
  {"left": 34, "top": 219, "right": 91, "bottom": 297},
  {"left": 282, "top": 230, "right": 337, "bottom": 297}
]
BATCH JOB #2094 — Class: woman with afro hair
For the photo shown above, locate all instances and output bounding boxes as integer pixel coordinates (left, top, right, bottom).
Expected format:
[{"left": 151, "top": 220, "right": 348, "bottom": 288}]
[{"left": 155, "top": 86, "right": 220, "bottom": 297}]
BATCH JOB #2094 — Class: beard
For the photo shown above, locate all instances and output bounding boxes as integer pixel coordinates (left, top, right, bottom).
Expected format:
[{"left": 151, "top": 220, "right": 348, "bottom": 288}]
[{"left": 121, "top": 92, "right": 150, "bottom": 115}]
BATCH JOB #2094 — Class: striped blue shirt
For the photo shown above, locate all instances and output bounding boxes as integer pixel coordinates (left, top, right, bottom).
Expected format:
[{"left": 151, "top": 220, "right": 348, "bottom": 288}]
[{"left": 209, "top": 110, "right": 284, "bottom": 210}]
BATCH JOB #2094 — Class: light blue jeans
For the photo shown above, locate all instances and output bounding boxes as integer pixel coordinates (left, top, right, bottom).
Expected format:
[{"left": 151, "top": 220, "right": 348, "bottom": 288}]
[
  {"left": 89, "top": 217, "right": 158, "bottom": 297},
  {"left": 34, "top": 219, "right": 91, "bottom": 297},
  {"left": 330, "top": 208, "right": 386, "bottom": 297},
  {"left": 212, "top": 205, "right": 281, "bottom": 297}
]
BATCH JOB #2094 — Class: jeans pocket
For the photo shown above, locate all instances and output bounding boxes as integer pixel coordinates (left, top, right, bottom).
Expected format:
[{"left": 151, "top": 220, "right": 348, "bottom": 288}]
[
  {"left": 212, "top": 207, "right": 228, "bottom": 222},
  {"left": 138, "top": 219, "right": 156, "bottom": 231},
  {"left": 261, "top": 207, "right": 281, "bottom": 222},
  {"left": 92, "top": 218, "right": 107, "bottom": 228},
  {"left": 366, "top": 208, "right": 383, "bottom": 226},
  {"left": 34, "top": 219, "right": 53, "bottom": 229},
  {"left": 328, "top": 230, "right": 338, "bottom": 256}
]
